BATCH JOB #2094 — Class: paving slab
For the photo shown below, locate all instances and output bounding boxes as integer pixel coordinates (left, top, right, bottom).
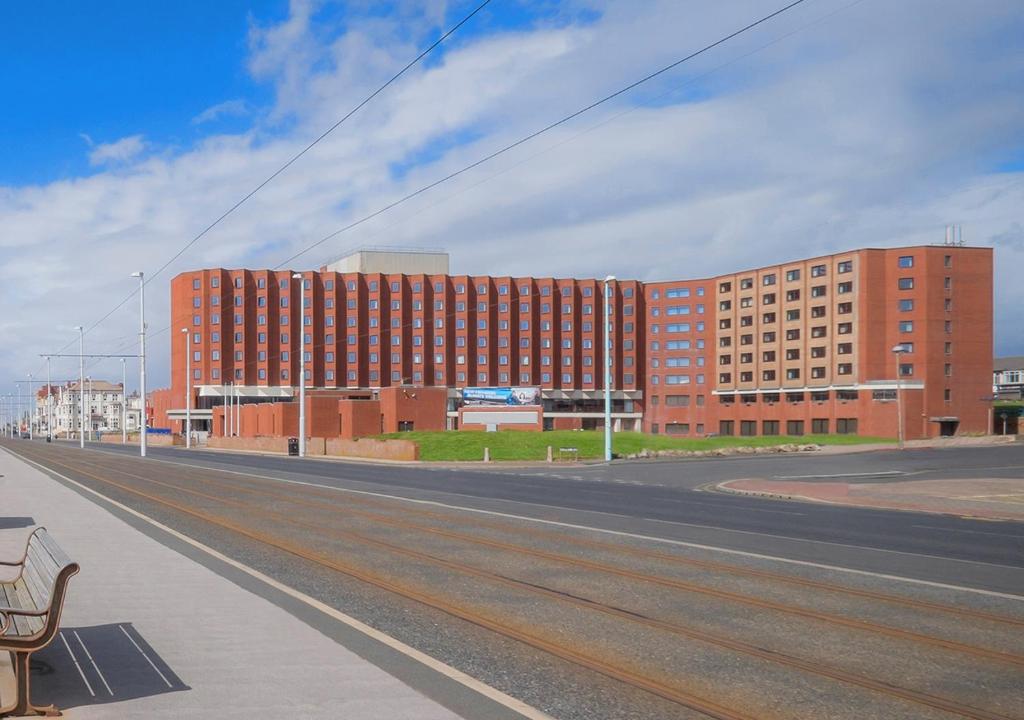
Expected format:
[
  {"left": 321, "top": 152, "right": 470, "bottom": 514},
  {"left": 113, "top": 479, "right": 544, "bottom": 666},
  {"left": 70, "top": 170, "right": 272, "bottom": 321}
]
[
  {"left": 0, "top": 447, "right": 471, "bottom": 719},
  {"left": 718, "top": 476, "right": 1024, "bottom": 521}
]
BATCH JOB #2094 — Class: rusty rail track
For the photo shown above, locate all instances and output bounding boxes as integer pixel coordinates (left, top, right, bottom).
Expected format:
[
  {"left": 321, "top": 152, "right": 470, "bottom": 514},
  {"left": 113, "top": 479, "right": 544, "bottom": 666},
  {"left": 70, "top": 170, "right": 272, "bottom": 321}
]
[
  {"left": 60, "top": 447, "right": 1024, "bottom": 669},
  {"left": 10, "top": 443, "right": 1019, "bottom": 720}
]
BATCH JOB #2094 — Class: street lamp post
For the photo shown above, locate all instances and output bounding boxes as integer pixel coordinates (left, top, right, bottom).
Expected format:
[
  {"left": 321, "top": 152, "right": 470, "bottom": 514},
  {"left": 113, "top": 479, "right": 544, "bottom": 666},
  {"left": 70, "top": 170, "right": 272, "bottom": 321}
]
[
  {"left": 181, "top": 328, "right": 192, "bottom": 449},
  {"left": 293, "top": 272, "right": 306, "bottom": 458},
  {"left": 46, "top": 356, "right": 53, "bottom": 442},
  {"left": 74, "top": 326, "right": 85, "bottom": 449},
  {"left": 121, "top": 358, "right": 127, "bottom": 444},
  {"left": 603, "top": 275, "right": 616, "bottom": 463},
  {"left": 892, "top": 344, "right": 907, "bottom": 450},
  {"left": 131, "top": 272, "right": 147, "bottom": 458},
  {"left": 26, "top": 373, "right": 33, "bottom": 440}
]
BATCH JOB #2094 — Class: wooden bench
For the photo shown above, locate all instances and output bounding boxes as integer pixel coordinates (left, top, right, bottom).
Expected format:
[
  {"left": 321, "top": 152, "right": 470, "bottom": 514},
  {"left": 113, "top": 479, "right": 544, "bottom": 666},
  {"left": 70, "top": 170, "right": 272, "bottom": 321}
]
[{"left": 0, "top": 528, "right": 79, "bottom": 717}]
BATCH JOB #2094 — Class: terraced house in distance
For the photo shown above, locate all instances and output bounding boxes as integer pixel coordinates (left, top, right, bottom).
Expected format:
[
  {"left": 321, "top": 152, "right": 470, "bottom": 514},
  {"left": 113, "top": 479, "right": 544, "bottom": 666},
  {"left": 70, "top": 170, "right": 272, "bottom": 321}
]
[{"left": 163, "top": 240, "right": 992, "bottom": 441}]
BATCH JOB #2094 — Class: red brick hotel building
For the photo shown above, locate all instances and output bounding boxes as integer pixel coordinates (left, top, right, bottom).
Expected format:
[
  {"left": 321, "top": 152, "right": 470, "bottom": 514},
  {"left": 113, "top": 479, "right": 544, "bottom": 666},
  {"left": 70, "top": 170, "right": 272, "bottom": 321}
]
[{"left": 168, "top": 244, "right": 992, "bottom": 440}]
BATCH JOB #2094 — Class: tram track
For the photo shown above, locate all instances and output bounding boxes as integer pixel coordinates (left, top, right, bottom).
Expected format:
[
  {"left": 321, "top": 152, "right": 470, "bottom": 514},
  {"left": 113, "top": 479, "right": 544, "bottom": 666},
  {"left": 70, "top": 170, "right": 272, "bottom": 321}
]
[{"left": 53, "top": 446, "right": 1024, "bottom": 669}]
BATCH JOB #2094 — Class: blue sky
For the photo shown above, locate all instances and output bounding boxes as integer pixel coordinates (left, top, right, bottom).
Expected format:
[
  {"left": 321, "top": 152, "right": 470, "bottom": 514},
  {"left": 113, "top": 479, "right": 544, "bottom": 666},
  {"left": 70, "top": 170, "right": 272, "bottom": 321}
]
[
  {"left": 0, "top": 1, "right": 284, "bottom": 184},
  {"left": 0, "top": 0, "right": 1022, "bottom": 391},
  {"left": 0, "top": 1, "right": 593, "bottom": 185}
]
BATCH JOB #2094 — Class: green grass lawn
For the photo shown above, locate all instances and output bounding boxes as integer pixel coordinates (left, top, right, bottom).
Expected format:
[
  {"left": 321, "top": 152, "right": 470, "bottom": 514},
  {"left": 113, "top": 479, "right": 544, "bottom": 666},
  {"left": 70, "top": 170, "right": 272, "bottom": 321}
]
[{"left": 378, "top": 430, "right": 893, "bottom": 462}]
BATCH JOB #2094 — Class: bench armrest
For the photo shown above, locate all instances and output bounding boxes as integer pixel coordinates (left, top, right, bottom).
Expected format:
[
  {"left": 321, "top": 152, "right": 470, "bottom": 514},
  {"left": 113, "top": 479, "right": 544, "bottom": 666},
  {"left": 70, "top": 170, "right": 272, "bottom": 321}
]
[{"left": 0, "top": 607, "right": 48, "bottom": 636}]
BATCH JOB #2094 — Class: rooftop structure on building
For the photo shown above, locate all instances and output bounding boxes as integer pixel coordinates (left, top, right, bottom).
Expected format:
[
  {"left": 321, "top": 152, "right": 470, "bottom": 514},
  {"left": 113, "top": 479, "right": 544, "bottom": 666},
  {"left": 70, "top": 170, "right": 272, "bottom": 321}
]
[
  {"left": 168, "top": 241, "right": 993, "bottom": 441},
  {"left": 323, "top": 247, "right": 449, "bottom": 275}
]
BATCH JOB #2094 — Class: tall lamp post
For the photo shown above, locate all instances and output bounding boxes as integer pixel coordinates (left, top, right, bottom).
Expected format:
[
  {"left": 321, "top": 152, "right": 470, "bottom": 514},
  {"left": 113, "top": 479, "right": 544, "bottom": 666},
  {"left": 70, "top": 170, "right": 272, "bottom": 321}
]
[
  {"left": 603, "top": 275, "right": 616, "bottom": 463},
  {"left": 292, "top": 272, "right": 306, "bottom": 458},
  {"left": 74, "top": 326, "right": 85, "bottom": 449},
  {"left": 181, "top": 328, "right": 192, "bottom": 449},
  {"left": 121, "top": 358, "right": 127, "bottom": 444},
  {"left": 26, "top": 373, "right": 34, "bottom": 440},
  {"left": 131, "top": 272, "right": 147, "bottom": 458},
  {"left": 892, "top": 344, "right": 907, "bottom": 450},
  {"left": 46, "top": 356, "right": 53, "bottom": 442}
]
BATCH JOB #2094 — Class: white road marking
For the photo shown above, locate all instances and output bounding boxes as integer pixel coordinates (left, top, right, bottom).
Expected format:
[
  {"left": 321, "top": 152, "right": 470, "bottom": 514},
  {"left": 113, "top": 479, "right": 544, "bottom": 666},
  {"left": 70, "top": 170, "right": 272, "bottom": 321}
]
[
  {"left": 911, "top": 525, "right": 1024, "bottom": 539},
  {"left": 60, "top": 631, "right": 95, "bottom": 697},
  {"left": 6, "top": 449, "right": 553, "bottom": 720},
  {"left": 118, "top": 625, "right": 173, "bottom": 688},
  {"left": 74, "top": 629, "right": 113, "bottom": 695},
  {"left": 91, "top": 450, "right": 1024, "bottom": 602}
]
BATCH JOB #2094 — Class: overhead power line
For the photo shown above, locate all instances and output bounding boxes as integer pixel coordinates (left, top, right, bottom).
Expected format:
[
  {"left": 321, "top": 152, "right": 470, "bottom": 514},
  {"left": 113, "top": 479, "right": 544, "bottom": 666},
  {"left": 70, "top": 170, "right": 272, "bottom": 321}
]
[
  {"left": 50, "top": 0, "right": 494, "bottom": 359},
  {"left": 276, "top": 0, "right": 811, "bottom": 268},
  {"left": 91, "top": 0, "right": 819, "bottom": 373}
]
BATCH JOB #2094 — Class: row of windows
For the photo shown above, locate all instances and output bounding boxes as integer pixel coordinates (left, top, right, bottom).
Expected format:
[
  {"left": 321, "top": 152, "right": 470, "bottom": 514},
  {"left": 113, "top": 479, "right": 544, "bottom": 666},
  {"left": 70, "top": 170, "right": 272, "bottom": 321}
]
[
  {"left": 718, "top": 364, "right": 855, "bottom": 382},
  {"left": 718, "top": 261, "right": 854, "bottom": 294},
  {"left": 192, "top": 275, "right": 637, "bottom": 299},
  {"left": 717, "top": 323, "right": 854, "bottom": 346},
  {"left": 718, "top": 344, "right": 854, "bottom": 363},
  {"left": 718, "top": 390, "right": 859, "bottom": 404},
  {"left": 718, "top": 418, "right": 858, "bottom": 436}
]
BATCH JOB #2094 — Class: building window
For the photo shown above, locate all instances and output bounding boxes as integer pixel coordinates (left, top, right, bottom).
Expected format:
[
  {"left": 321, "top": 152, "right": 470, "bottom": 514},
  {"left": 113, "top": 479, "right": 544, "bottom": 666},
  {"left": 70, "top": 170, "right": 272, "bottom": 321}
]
[
  {"left": 898, "top": 256, "right": 914, "bottom": 268},
  {"left": 787, "top": 420, "right": 804, "bottom": 436},
  {"left": 740, "top": 420, "right": 757, "bottom": 436},
  {"left": 719, "top": 281, "right": 732, "bottom": 293},
  {"left": 786, "top": 290, "right": 800, "bottom": 302},
  {"left": 899, "top": 363, "right": 914, "bottom": 377},
  {"left": 762, "top": 420, "right": 779, "bottom": 436},
  {"left": 899, "top": 299, "right": 914, "bottom": 312},
  {"left": 836, "top": 418, "right": 858, "bottom": 434},
  {"left": 837, "top": 302, "right": 852, "bottom": 314},
  {"left": 786, "top": 368, "right": 800, "bottom": 380},
  {"left": 899, "top": 321, "right": 914, "bottom": 333},
  {"left": 785, "top": 269, "right": 801, "bottom": 282},
  {"left": 837, "top": 260, "right": 853, "bottom": 273},
  {"left": 898, "top": 277, "right": 914, "bottom": 290},
  {"left": 837, "top": 363, "right": 852, "bottom": 375},
  {"left": 811, "top": 264, "right": 826, "bottom": 277},
  {"left": 837, "top": 282, "right": 853, "bottom": 294}
]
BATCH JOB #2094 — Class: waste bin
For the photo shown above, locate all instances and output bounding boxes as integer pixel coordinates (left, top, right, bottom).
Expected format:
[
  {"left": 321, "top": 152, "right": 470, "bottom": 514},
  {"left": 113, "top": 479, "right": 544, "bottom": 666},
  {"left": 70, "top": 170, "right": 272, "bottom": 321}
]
[
  {"left": 46, "top": 436, "right": 51, "bottom": 443},
  {"left": 288, "top": 437, "right": 299, "bottom": 456}
]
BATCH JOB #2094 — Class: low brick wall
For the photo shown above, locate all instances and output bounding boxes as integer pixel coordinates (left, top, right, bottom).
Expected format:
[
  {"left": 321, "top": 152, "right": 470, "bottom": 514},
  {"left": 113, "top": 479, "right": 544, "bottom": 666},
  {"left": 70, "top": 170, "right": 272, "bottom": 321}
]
[
  {"left": 325, "top": 437, "right": 419, "bottom": 461},
  {"left": 99, "top": 434, "right": 182, "bottom": 447},
  {"left": 206, "top": 436, "right": 289, "bottom": 453}
]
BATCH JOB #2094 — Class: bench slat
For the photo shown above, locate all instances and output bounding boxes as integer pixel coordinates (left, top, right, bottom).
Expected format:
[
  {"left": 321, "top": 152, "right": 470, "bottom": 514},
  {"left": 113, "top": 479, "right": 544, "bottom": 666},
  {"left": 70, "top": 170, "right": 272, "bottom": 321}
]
[
  {"left": 23, "top": 559, "right": 51, "bottom": 610},
  {"left": 36, "top": 530, "right": 74, "bottom": 570},
  {"left": 25, "top": 544, "right": 58, "bottom": 598}
]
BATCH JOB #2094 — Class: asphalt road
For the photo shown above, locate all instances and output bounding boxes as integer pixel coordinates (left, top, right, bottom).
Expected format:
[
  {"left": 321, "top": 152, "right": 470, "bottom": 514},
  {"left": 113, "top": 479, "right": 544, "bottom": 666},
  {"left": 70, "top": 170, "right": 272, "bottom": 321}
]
[{"left": 81, "top": 440, "right": 1024, "bottom": 593}]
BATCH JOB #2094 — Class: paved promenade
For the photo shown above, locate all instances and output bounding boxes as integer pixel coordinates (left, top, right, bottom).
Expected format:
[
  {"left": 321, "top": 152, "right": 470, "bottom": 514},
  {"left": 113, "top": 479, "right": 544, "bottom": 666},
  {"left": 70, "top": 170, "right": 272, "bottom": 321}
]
[
  {"left": 0, "top": 446, "right": 527, "bottom": 719},
  {"left": 719, "top": 476, "right": 1024, "bottom": 521}
]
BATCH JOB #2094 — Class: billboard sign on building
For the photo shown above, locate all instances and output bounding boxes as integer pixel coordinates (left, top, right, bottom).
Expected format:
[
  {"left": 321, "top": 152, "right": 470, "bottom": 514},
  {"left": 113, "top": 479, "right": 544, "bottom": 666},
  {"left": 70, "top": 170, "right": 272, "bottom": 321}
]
[{"left": 462, "top": 387, "right": 541, "bottom": 406}]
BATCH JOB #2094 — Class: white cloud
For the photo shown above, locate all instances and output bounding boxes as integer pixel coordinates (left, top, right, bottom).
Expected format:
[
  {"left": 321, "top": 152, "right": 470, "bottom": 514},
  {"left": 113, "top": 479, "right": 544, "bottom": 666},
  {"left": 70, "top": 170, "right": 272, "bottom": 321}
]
[
  {"left": 87, "top": 134, "right": 147, "bottom": 166},
  {"left": 191, "top": 99, "right": 250, "bottom": 125},
  {"left": 2, "top": 0, "right": 1023, "bottom": 393}
]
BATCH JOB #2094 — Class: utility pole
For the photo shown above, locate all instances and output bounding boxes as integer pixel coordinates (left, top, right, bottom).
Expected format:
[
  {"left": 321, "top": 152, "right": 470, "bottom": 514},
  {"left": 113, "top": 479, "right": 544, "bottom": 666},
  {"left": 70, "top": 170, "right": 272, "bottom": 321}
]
[
  {"left": 182, "top": 328, "right": 192, "bottom": 448},
  {"left": 121, "top": 358, "right": 127, "bottom": 444},
  {"left": 27, "top": 373, "right": 34, "bottom": 440},
  {"left": 46, "top": 356, "right": 53, "bottom": 442},
  {"left": 892, "top": 344, "right": 906, "bottom": 450},
  {"left": 132, "top": 271, "right": 147, "bottom": 458},
  {"left": 74, "top": 326, "right": 85, "bottom": 449},
  {"left": 293, "top": 272, "right": 306, "bottom": 457},
  {"left": 603, "top": 275, "right": 615, "bottom": 463}
]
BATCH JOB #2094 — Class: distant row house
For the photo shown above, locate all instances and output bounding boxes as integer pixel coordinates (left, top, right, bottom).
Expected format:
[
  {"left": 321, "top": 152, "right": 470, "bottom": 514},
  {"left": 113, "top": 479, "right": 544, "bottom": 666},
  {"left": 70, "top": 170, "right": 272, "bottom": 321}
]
[{"left": 33, "top": 380, "right": 142, "bottom": 438}]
